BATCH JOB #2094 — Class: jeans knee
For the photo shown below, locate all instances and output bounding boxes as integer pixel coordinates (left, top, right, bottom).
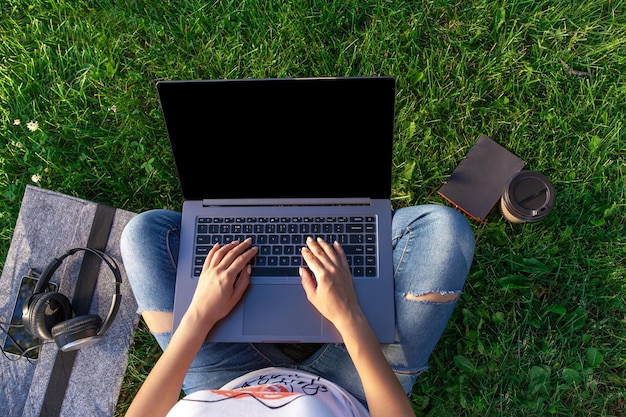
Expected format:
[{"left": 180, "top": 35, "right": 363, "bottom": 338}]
[
  {"left": 120, "top": 214, "right": 139, "bottom": 261},
  {"left": 121, "top": 213, "right": 139, "bottom": 251},
  {"left": 392, "top": 205, "right": 475, "bottom": 295},
  {"left": 427, "top": 206, "right": 475, "bottom": 267},
  {"left": 394, "top": 205, "right": 474, "bottom": 247},
  {"left": 433, "top": 205, "right": 474, "bottom": 244},
  {"left": 121, "top": 209, "right": 179, "bottom": 254},
  {"left": 120, "top": 209, "right": 182, "bottom": 284}
]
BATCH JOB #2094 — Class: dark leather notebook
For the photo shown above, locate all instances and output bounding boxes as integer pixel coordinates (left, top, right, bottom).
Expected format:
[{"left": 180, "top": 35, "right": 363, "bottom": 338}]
[{"left": 438, "top": 135, "right": 525, "bottom": 221}]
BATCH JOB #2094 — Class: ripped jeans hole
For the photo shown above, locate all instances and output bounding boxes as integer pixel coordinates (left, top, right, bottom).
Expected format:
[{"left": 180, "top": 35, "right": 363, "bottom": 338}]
[{"left": 405, "top": 291, "right": 460, "bottom": 303}]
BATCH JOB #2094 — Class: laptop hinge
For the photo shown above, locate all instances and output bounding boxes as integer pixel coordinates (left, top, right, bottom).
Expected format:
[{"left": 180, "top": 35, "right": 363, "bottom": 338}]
[{"left": 201, "top": 198, "right": 372, "bottom": 207}]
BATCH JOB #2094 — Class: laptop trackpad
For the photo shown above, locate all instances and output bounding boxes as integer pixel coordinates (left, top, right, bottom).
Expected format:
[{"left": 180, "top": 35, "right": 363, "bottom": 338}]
[{"left": 243, "top": 284, "right": 322, "bottom": 338}]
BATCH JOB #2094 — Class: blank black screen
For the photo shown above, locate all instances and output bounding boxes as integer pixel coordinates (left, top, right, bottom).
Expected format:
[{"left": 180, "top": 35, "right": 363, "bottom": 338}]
[{"left": 157, "top": 77, "right": 395, "bottom": 200}]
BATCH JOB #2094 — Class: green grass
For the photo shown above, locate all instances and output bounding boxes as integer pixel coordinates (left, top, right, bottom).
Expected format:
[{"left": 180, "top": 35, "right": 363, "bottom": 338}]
[{"left": 1, "top": 0, "right": 625, "bottom": 415}]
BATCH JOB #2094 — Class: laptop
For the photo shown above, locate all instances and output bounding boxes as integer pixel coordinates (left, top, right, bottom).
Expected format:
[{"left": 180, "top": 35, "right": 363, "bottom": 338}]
[{"left": 157, "top": 77, "right": 396, "bottom": 343}]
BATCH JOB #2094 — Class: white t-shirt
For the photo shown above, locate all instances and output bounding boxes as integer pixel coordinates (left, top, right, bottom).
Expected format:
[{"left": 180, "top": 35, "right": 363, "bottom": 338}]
[{"left": 166, "top": 367, "right": 370, "bottom": 417}]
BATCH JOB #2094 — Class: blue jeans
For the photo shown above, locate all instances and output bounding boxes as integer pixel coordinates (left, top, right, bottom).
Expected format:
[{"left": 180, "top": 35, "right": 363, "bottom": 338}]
[{"left": 120, "top": 205, "right": 474, "bottom": 406}]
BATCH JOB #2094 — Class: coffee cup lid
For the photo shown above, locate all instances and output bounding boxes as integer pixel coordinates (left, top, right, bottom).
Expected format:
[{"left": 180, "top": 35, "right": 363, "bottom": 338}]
[{"left": 502, "top": 171, "right": 555, "bottom": 222}]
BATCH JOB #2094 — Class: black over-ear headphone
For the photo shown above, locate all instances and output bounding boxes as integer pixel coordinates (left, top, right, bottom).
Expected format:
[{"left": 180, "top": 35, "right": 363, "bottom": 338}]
[{"left": 22, "top": 247, "right": 122, "bottom": 352}]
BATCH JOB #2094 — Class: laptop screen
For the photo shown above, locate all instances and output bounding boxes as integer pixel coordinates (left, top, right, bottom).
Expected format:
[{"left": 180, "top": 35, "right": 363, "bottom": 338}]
[{"left": 157, "top": 77, "right": 395, "bottom": 201}]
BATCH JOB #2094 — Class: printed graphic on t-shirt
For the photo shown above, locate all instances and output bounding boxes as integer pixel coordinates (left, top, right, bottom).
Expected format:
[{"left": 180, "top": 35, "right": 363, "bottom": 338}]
[
  {"left": 233, "top": 371, "right": 331, "bottom": 396},
  {"left": 166, "top": 368, "right": 370, "bottom": 417}
]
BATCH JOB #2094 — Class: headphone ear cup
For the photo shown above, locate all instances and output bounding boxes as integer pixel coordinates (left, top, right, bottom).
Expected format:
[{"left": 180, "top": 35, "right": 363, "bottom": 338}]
[
  {"left": 51, "top": 314, "right": 103, "bottom": 351},
  {"left": 25, "top": 292, "right": 73, "bottom": 340}
]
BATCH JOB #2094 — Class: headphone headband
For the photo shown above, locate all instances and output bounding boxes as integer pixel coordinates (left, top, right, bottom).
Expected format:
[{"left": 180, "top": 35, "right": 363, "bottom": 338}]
[{"left": 34, "top": 247, "right": 122, "bottom": 338}]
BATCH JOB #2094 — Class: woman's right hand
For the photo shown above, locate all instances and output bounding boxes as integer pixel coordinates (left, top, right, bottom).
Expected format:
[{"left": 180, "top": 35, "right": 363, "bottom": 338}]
[
  {"left": 300, "top": 237, "right": 415, "bottom": 417},
  {"left": 299, "top": 237, "right": 365, "bottom": 332}
]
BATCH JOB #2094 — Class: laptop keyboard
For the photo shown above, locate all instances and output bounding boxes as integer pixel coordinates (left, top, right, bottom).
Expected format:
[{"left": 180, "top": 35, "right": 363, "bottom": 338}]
[{"left": 193, "top": 216, "right": 378, "bottom": 278}]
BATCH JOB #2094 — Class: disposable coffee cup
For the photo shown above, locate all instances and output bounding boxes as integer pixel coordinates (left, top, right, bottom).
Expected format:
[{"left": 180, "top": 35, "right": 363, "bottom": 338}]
[{"left": 500, "top": 171, "right": 555, "bottom": 223}]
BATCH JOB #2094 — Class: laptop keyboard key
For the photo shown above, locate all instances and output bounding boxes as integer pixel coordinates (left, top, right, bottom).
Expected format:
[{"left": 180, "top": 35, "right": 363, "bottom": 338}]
[{"left": 252, "top": 267, "right": 300, "bottom": 277}]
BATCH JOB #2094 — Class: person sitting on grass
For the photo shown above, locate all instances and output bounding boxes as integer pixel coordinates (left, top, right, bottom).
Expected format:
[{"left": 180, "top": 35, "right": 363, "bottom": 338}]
[{"left": 120, "top": 204, "right": 475, "bottom": 417}]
